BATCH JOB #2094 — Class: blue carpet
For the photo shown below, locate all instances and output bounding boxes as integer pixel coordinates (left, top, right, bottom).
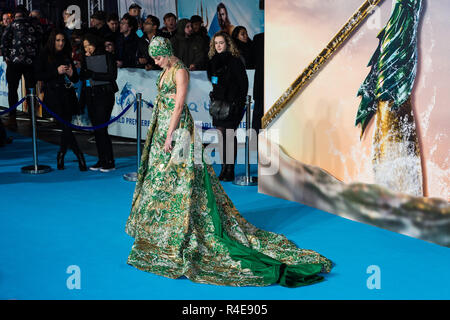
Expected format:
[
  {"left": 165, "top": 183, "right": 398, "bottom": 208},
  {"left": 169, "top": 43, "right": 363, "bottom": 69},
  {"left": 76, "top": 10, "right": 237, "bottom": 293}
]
[{"left": 0, "top": 130, "right": 449, "bottom": 300}]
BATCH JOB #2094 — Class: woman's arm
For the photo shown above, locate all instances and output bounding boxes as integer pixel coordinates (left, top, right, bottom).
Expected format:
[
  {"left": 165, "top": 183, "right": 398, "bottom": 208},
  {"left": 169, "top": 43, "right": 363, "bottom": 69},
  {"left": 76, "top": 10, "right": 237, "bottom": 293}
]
[
  {"left": 67, "top": 60, "right": 79, "bottom": 83},
  {"left": 78, "top": 57, "right": 90, "bottom": 81},
  {"left": 164, "top": 67, "right": 189, "bottom": 153}
]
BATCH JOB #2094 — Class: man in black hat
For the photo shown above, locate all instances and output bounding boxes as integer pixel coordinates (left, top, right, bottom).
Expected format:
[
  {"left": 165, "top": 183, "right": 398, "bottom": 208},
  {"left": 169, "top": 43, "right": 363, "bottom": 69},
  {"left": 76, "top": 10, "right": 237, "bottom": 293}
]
[
  {"left": 89, "top": 11, "right": 111, "bottom": 40},
  {"left": 128, "top": 3, "right": 142, "bottom": 18},
  {"left": 190, "top": 15, "right": 210, "bottom": 50}
]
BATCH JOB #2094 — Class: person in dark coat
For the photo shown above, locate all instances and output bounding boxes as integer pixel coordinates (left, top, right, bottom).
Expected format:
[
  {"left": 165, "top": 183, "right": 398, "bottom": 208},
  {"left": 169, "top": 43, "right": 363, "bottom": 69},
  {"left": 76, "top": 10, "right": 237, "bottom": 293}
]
[
  {"left": 251, "top": 32, "right": 264, "bottom": 137},
  {"left": 80, "top": 33, "right": 118, "bottom": 172},
  {"left": 171, "top": 18, "right": 207, "bottom": 71},
  {"left": 160, "top": 12, "right": 177, "bottom": 39},
  {"left": 231, "top": 26, "right": 255, "bottom": 69},
  {"left": 88, "top": 11, "right": 111, "bottom": 40},
  {"left": 207, "top": 31, "right": 248, "bottom": 181},
  {"left": 190, "top": 15, "right": 210, "bottom": 52},
  {"left": 106, "top": 13, "right": 120, "bottom": 43},
  {"left": 115, "top": 13, "right": 139, "bottom": 68},
  {"left": 0, "top": 6, "right": 42, "bottom": 129},
  {"left": 34, "top": 29, "right": 87, "bottom": 171}
]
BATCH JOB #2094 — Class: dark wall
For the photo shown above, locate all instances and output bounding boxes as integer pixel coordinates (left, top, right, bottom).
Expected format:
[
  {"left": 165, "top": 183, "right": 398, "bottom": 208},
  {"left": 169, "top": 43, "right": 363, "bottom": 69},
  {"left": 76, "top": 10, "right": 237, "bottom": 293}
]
[{"left": 1, "top": 1, "right": 119, "bottom": 28}]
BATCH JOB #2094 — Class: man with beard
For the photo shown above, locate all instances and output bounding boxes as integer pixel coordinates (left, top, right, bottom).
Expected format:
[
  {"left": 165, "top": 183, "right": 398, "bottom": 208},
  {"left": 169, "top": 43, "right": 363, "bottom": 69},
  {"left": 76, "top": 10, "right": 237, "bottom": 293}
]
[{"left": 137, "top": 15, "right": 161, "bottom": 71}]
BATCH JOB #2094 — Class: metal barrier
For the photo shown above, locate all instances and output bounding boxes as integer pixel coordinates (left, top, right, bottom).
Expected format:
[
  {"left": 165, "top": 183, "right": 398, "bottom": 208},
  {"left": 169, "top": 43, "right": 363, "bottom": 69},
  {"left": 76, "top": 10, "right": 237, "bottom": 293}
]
[
  {"left": 21, "top": 89, "right": 52, "bottom": 175},
  {"left": 123, "top": 93, "right": 143, "bottom": 182},
  {"left": 233, "top": 95, "right": 258, "bottom": 186}
]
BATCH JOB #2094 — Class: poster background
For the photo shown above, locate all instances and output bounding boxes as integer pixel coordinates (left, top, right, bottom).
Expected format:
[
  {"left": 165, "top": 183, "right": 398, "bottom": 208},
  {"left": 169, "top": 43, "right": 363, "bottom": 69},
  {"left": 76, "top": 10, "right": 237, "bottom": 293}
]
[
  {"left": 177, "top": 0, "right": 264, "bottom": 38},
  {"left": 265, "top": 0, "right": 449, "bottom": 200}
]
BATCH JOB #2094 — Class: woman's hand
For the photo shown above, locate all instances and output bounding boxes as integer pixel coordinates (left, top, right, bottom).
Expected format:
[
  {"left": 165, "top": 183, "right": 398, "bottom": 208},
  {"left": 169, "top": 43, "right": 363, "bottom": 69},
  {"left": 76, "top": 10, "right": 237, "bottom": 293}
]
[
  {"left": 164, "top": 133, "right": 174, "bottom": 153},
  {"left": 65, "top": 64, "right": 73, "bottom": 77},
  {"left": 57, "top": 65, "right": 67, "bottom": 75}
]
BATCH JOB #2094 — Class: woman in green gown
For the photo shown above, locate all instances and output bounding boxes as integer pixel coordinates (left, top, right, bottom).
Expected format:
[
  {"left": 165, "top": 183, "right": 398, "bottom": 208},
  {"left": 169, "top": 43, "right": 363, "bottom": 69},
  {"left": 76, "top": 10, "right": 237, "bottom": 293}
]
[{"left": 125, "top": 37, "right": 333, "bottom": 288}]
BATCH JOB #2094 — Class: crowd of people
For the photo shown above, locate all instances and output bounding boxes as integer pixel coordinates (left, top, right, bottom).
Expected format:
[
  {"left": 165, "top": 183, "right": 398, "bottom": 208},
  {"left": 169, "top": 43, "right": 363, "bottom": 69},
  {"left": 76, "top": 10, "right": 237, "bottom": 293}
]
[{"left": 0, "top": 3, "right": 264, "bottom": 180}]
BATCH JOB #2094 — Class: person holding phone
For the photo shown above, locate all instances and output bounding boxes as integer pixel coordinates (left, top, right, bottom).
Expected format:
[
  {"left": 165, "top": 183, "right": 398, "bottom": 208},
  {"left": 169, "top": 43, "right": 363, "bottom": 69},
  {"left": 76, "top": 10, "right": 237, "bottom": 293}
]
[
  {"left": 34, "top": 29, "right": 87, "bottom": 171},
  {"left": 80, "top": 33, "right": 118, "bottom": 172}
]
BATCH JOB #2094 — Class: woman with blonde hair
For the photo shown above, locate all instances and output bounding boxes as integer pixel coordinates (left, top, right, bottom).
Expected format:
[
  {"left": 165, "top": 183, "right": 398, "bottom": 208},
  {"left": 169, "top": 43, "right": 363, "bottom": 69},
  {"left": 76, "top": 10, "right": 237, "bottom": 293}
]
[
  {"left": 125, "top": 36, "right": 333, "bottom": 288},
  {"left": 207, "top": 31, "right": 247, "bottom": 181}
]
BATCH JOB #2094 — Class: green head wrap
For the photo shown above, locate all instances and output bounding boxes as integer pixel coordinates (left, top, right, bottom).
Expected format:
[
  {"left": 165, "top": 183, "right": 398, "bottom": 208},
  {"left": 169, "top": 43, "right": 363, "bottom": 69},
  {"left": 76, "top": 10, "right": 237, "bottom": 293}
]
[{"left": 149, "top": 36, "right": 173, "bottom": 58}]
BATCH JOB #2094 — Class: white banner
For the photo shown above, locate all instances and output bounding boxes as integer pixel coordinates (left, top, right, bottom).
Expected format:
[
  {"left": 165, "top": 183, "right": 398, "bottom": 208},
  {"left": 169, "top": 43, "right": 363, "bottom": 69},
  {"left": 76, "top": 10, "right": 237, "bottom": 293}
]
[
  {"left": 108, "top": 67, "right": 255, "bottom": 143},
  {"left": 117, "top": 0, "right": 177, "bottom": 22}
]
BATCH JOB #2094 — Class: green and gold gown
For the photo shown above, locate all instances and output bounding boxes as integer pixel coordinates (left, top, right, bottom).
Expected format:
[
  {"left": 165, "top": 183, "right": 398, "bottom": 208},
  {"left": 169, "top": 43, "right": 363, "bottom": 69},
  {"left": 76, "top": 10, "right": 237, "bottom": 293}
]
[{"left": 125, "top": 60, "right": 333, "bottom": 288}]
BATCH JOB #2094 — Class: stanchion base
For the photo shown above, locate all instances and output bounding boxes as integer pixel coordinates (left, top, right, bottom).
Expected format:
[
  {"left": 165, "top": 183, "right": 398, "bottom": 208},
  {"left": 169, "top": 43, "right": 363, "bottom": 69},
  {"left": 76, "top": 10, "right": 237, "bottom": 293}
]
[
  {"left": 123, "top": 172, "right": 138, "bottom": 182},
  {"left": 233, "top": 176, "right": 258, "bottom": 186},
  {"left": 21, "top": 165, "right": 52, "bottom": 174}
]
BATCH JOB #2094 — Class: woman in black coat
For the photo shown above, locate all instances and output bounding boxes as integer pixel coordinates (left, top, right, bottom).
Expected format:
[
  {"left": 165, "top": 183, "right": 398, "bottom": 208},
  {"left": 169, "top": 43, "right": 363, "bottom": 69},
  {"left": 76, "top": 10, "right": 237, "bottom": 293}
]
[
  {"left": 231, "top": 26, "right": 255, "bottom": 69},
  {"left": 34, "top": 29, "right": 87, "bottom": 171},
  {"left": 79, "top": 33, "right": 118, "bottom": 172},
  {"left": 207, "top": 31, "right": 248, "bottom": 181}
]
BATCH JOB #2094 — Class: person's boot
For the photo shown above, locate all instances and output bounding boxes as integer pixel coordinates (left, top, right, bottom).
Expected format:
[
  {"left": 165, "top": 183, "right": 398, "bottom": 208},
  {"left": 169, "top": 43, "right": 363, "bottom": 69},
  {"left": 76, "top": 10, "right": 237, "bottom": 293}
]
[
  {"left": 218, "top": 164, "right": 226, "bottom": 180},
  {"left": 57, "top": 151, "right": 66, "bottom": 170},
  {"left": 74, "top": 151, "right": 87, "bottom": 171},
  {"left": 5, "top": 116, "right": 17, "bottom": 129},
  {"left": 100, "top": 160, "right": 116, "bottom": 172},
  {"left": 222, "top": 164, "right": 235, "bottom": 182},
  {"left": 89, "top": 160, "right": 103, "bottom": 171}
]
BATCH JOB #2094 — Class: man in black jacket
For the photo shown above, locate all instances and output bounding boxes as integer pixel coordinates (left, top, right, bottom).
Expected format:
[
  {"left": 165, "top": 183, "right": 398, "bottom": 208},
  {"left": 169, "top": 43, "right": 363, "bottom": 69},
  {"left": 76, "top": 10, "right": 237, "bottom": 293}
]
[
  {"left": 115, "top": 14, "right": 139, "bottom": 68},
  {"left": 171, "top": 19, "right": 207, "bottom": 71},
  {"left": 106, "top": 13, "right": 120, "bottom": 43},
  {"left": 88, "top": 11, "right": 111, "bottom": 40},
  {"left": 160, "top": 12, "right": 177, "bottom": 39},
  {"left": 0, "top": 6, "right": 42, "bottom": 128}
]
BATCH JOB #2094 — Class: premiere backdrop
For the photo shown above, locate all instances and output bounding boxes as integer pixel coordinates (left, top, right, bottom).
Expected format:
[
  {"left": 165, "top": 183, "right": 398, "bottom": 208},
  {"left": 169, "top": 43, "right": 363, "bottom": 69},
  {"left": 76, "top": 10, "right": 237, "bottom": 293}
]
[
  {"left": 118, "top": 0, "right": 264, "bottom": 37},
  {"left": 261, "top": 0, "right": 449, "bottom": 246}
]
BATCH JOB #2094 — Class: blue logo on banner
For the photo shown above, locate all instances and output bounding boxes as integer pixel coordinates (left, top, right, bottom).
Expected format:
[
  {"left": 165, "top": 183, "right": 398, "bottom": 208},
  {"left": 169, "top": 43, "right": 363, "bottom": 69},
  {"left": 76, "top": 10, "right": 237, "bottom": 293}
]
[
  {"left": 0, "top": 64, "right": 4, "bottom": 82},
  {"left": 117, "top": 82, "right": 153, "bottom": 111},
  {"left": 188, "top": 101, "right": 210, "bottom": 113}
]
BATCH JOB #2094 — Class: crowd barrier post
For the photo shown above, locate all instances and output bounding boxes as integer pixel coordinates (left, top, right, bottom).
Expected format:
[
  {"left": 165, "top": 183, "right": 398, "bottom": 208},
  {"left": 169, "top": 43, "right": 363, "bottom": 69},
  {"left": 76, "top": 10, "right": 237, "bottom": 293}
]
[
  {"left": 233, "top": 95, "right": 258, "bottom": 186},
  {"left": 21, "top": 88, "right": 52, "bottom": 174},
  {"left": 123, "top": 93, "right": 143, "bottom": 182}
]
